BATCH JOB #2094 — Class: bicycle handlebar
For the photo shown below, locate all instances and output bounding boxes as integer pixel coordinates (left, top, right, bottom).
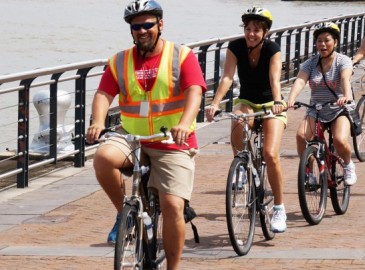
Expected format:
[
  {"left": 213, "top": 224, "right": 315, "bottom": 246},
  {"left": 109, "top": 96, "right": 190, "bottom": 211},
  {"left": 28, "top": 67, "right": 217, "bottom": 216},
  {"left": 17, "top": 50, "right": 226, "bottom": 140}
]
[
  {"left": 353, "top": 62, "right": 365, "bottom": 69},
  {"left": 98, "top": 126, "right": 172, "bottom": 143},
  {"left": 293, "top": 101, "right": 352, "bottom": 111},
  {"left": 229, "top": 109, "right": 274, "bottom": 120},
  {"left": 213, "top": 108, "right": 275, "bottom": 122}
]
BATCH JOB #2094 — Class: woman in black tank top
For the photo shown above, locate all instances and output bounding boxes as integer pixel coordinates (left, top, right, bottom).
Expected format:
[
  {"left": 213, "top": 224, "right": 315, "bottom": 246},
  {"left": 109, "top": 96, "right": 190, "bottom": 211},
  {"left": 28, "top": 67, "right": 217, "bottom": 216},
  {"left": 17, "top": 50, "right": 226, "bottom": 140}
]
[{"left": 206, "top": 7, "right": 288, "bottom": 233}]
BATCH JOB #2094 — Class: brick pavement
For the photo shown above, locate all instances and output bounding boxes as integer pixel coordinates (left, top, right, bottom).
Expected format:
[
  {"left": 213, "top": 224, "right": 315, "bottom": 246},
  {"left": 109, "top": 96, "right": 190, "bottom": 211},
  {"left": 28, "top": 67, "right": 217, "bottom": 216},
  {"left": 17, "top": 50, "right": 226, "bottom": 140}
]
[{"left": 1, "top": 71, "right": 365, "bottom": 269}]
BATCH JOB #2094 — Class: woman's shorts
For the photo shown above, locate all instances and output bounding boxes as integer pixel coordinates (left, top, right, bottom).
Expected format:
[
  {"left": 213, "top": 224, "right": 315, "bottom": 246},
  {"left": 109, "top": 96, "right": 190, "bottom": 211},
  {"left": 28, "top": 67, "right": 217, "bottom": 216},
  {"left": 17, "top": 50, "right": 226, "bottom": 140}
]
[
  {"left": 236, "top": 98, "right": 288, "bottom": 126},
  {"left": 102, "top": 135, "right": 197, "bottom": 201}
]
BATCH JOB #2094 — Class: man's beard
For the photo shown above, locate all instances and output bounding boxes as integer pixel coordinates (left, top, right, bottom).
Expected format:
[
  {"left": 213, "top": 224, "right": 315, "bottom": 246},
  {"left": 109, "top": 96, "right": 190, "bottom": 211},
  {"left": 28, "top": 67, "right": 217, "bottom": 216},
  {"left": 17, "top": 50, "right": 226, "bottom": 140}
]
[{"left": 136, "top": 37, "right": 155, "bottom": 53}]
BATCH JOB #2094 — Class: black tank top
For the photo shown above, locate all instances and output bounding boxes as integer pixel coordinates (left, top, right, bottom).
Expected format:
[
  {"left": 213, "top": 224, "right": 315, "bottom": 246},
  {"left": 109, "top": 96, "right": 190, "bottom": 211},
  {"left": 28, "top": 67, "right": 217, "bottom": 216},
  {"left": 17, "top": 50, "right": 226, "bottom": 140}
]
[{"left": 228, "top": 38, "right": 281, "bottom": 103}]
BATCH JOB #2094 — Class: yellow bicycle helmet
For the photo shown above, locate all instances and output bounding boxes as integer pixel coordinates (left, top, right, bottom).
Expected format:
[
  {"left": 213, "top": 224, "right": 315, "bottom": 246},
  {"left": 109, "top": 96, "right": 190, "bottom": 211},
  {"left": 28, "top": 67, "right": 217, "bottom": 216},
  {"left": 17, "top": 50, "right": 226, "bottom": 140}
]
[
  {"left": 313, "top": 22, "right": 340, "bottom": 40},
  {"left": 241, "top": 7, "right": 273, "bottom": 29}
]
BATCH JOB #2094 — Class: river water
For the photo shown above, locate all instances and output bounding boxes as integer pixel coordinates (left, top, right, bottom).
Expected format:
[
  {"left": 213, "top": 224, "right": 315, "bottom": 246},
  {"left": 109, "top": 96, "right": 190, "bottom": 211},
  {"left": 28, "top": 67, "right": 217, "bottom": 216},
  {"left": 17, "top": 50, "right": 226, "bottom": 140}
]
[
  {"left": 1, "top": 0, "right": 364, "bottom": 75},
  {"left": 0, "top": 0, "right": 364, "bottom": 150}
]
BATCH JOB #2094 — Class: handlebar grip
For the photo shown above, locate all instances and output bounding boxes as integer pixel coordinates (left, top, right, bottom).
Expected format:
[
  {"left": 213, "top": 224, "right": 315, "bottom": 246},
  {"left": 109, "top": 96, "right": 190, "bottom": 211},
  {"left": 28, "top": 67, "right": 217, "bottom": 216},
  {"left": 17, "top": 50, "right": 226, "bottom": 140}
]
[
  {"left": 214, "top": 110, "right": 223, "bottom": 117},
  {"left": 98, "top": 128, "right": 113, "bottom": 139}
]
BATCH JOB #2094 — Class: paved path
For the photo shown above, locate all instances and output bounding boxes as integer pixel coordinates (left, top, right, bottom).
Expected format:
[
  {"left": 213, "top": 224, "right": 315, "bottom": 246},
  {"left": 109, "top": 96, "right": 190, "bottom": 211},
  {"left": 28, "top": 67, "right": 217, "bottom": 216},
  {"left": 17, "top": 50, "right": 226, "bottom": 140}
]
[{"left": 0, "top": 69, "right": 365, "bottom": 269}]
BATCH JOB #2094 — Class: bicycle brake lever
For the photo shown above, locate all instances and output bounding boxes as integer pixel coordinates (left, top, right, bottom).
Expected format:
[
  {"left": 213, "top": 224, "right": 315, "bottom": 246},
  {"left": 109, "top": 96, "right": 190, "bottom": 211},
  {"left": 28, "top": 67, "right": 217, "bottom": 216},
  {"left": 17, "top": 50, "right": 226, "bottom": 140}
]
[{"left": 160, "top": 126, "right": 168, "bottom": 136}]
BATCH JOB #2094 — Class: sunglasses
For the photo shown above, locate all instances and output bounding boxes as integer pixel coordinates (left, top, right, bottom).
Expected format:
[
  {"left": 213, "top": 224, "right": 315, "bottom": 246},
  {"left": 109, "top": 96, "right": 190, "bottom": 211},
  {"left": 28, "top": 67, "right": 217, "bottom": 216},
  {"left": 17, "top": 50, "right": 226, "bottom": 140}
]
[{"left": 130, "top": 22, "right": 157, "bottom": 31}]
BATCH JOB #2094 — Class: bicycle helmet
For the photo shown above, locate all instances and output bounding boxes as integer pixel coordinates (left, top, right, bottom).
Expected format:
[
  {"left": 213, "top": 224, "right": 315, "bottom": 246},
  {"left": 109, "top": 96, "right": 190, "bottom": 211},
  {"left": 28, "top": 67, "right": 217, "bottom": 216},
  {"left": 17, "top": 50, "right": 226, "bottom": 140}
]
[
  {"left": 124, "top": 0, "right": 163, "bottom": 24},
  {"left": 313, "top": 22, "right": 340, "bottom": 40},
  {"left": 241, "top": 7, "right": 273, "bottom": 29}
]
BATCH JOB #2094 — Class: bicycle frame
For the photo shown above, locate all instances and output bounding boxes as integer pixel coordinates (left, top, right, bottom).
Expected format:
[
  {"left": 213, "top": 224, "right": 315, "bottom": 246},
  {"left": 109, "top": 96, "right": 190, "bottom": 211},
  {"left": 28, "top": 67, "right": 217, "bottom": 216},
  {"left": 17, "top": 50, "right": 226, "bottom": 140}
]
[
  {"left": 102, "top": 129, "right": 170, "bottom": 270},
  {"left": 234, "top": 113, "right": 266, "bottom": 188},
  {"left": 296, "top": 101, "right": 350, "bottom": 225},
  {"left": 304, "top": 110, "right": 343, "bottom": 188},
  {"left": 224, "top": 109, "right": 276, "bottom": 256}
]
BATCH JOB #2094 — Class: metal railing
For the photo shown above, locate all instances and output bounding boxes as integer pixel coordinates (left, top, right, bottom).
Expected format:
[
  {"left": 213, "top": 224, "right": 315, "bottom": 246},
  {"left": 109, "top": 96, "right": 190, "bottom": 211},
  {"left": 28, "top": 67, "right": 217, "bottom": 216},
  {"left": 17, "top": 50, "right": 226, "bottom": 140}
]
[{"left": 0, "top": 13, "right": 364, "bottom": 188}]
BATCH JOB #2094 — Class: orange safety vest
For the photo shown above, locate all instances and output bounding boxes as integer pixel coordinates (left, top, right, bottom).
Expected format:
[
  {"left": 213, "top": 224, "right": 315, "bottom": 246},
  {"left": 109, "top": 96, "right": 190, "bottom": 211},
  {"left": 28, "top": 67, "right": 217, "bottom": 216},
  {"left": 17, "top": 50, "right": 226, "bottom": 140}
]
[{"left": 109, "top": 41, "right": 195, "bottom": 137}]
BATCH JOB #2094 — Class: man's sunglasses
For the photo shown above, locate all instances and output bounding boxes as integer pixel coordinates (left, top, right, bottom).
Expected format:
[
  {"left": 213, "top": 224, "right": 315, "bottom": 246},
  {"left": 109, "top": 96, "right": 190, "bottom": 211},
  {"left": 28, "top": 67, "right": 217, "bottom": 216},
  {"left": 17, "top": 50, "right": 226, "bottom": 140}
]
[{"left": 130, "top": 22, "right": 157, "bottom": 31}]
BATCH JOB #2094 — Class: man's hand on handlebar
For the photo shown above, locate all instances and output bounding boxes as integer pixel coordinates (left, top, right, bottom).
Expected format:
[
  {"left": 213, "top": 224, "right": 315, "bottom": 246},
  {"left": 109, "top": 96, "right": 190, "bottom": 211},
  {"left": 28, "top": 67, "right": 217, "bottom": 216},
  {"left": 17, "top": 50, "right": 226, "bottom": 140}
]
[
  {"left": 170, "top": 124, "right": 190, "bottom": 146},
  {"left": 86, "top": 123, "right": 105, "bottom": 144}
]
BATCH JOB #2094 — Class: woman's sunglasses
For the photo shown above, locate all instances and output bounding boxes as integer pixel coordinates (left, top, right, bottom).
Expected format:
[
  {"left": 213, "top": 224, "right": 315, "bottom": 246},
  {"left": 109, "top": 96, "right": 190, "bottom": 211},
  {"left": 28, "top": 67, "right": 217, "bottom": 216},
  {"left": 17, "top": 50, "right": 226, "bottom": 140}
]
[{"left": 130, "top": 22, "right": 157, "bottom": 31}]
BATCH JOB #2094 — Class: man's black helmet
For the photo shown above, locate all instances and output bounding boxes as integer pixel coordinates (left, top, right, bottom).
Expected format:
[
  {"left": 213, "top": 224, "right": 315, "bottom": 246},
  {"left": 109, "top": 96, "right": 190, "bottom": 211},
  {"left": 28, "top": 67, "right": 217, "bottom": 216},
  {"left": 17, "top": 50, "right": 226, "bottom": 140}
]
[{"left": 124, "top": 0, "right": 163, "bottom": 24}]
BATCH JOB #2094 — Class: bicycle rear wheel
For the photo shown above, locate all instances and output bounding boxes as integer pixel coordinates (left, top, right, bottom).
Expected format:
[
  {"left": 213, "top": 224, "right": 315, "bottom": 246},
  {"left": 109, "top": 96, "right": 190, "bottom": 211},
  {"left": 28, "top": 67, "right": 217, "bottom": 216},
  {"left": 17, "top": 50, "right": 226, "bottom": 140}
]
[
  {"left": 361, "top": 73, "right": 365, "bottom": 92},
  {"left": 144, "top": 193, "right": 166, "bottom": 270},
  {"left": 298, "top": 146, "right": 327, "bottom": 225},
  {"left": 226, "top": 157, "right": 256, "bottom": 256},
  {"left": 114, "top": 203, "right": 143, "bottom": 270},
  {"left": 353, "top": 96, "right": 365, "bottom": 162},
  {"left": 329, "top": 155, "right": 350, "bottom": 214},
  {"left": 258, "top": 161, "right": 275, "bottom": 240}
]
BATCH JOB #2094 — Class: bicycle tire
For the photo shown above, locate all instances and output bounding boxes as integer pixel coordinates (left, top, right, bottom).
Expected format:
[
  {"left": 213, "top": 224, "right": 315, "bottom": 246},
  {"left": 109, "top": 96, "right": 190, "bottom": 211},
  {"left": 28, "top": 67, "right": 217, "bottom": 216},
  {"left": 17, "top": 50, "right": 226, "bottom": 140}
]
[
  {"left": 329, "top": 154, "right": 350, "bottom": 214},
  {"left": 258, "top": 161, "right": 275, "bottom": 240},
  {"left": 225, "top": 157, "right": 256, "bottom": 256},
  {"left": 361, "top": 73, "right": 365, "bottom": 92},
  {"left": 114, "top": 203, "right": 143, "bottom": 270},
  {"left": 145, "top": 193, "right": 166, "bottom": 270},
  {"left": 298, "top": 146, "right": 327, "bottom": 225},
  {"left": 353, "top": 95, "right": 365, "bottom": 162}
]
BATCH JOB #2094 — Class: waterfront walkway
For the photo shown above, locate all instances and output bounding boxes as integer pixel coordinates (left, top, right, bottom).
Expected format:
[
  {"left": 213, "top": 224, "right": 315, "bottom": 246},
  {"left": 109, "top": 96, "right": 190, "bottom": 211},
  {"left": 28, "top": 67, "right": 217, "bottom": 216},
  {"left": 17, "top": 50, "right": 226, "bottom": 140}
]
[{"left": 1, "top": 72, "right": 365, "bottom": 269}]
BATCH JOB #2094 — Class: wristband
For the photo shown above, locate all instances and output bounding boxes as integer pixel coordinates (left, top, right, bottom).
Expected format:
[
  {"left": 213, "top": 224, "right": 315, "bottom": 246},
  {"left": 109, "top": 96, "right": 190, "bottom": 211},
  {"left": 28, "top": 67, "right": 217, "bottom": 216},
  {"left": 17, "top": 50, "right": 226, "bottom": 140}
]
[{"left": 274, "top": 101, "right": 283, "bottom": 105}]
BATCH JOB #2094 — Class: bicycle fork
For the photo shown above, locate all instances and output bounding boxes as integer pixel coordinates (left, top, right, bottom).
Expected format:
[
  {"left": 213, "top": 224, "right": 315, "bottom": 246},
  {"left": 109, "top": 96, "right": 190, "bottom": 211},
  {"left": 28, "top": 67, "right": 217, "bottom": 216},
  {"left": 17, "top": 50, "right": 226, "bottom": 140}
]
[{"left": 307, "top": 142, "right": 327, "bottom": 182}]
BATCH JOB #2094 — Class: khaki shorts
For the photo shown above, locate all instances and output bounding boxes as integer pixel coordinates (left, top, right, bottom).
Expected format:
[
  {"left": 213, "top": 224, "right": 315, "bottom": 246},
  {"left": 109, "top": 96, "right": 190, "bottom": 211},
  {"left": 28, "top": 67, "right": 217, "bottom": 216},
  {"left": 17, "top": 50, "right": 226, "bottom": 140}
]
[
  {"left": 236, "top": 98, "right": 288, "bottom": 126},
  {"left": 103, "top": 136, "right": 197, "bottom": 201}
]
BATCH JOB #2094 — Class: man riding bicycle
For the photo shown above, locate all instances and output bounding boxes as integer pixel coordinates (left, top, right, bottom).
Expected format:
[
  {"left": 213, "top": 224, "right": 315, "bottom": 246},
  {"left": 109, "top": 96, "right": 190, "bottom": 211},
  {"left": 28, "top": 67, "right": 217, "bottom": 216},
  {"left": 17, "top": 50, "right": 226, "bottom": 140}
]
[{"left": 86, "top": 0, "right": 206, "bottom": 269}]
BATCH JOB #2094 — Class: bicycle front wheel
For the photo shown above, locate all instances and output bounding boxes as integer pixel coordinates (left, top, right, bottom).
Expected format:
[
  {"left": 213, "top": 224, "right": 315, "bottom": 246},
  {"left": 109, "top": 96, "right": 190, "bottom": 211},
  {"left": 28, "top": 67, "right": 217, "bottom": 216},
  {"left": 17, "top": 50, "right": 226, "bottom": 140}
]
[
  {"left": 114, "top": 203, "right": 143, "bottom": 270},
  {"left": 353, "top": 96, "right": 365, "bottom": 162},
  {"left": 226, "top": 157, "right": 256, "bottom": 256},
  {"left": 258, "top": 161, "right": 275, "bottom": 240},
  {"left": 298, "top": 146, "right": 328, "bottom": 225},
  {"left": 329, "top": 155, "right": 350, "bottom": 214}
]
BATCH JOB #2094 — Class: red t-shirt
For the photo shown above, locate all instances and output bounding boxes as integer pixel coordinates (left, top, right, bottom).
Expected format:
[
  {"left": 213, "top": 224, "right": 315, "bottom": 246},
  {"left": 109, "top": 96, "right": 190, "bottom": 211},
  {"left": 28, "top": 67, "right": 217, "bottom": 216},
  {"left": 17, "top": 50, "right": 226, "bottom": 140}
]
[{"left": 98, "top": 46, "right": 207, "bottom": 150}]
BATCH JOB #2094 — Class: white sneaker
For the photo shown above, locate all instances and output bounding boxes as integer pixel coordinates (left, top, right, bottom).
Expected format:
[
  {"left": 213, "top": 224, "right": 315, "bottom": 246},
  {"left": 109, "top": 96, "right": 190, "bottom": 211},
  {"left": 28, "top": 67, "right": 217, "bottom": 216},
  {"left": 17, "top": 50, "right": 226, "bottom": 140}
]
[
  {"left": 344, "top": 161, "right": 357, "bottom": 186},
  {"left": 270, "top": 205, "right": 287, "bottom": 233},
  {"left": 308, "top": 172, "right": 317, "bottom": 185}
]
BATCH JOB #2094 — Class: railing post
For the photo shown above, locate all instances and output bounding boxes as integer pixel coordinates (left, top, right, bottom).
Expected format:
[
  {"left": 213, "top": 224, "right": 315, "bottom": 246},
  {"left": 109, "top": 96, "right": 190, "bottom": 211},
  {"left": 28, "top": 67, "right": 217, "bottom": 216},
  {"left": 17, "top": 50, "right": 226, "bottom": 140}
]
[
  {"left": 17, "top": 78, "right": 35, "bottom": 188},
  {"left": 350, "top": 18, "right": 357, "bottom": 56},
  {"left": 355, "top": 16, "right": 362, "bottom": 50},
  {"left": 293, "top": 28, "right": 302, "bottom": 77},
  {"left": 49, "top": 73, "right": 63, "bottom": 163},
  {"left": 214, "top": 43, "right": 224, "bottom": 93},
  {"left": 74, "top": 67, "right": 92, "bottom": 167},
  {"left": 197, "top": 45, "right": 210, "bottom": 123},
  {"left": 214, "top": 42, "right": 234, "bottom": 112},
  {"left": 337, "top": 19, "right": 349, "bottom": 55},
  {"left": 304, "top": 27, "right": 311, "bottom": 60},
  {"left": 284, "top": 30, "right": 292, "bottom": 82}
]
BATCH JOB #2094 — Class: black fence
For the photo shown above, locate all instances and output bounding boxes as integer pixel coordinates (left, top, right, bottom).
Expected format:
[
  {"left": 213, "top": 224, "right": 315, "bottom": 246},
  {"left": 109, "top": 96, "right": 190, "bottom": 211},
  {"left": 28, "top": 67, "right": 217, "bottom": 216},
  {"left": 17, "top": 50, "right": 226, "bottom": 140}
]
[{"left": 0, "top": 13, "right": 364, "bottom": 188}]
